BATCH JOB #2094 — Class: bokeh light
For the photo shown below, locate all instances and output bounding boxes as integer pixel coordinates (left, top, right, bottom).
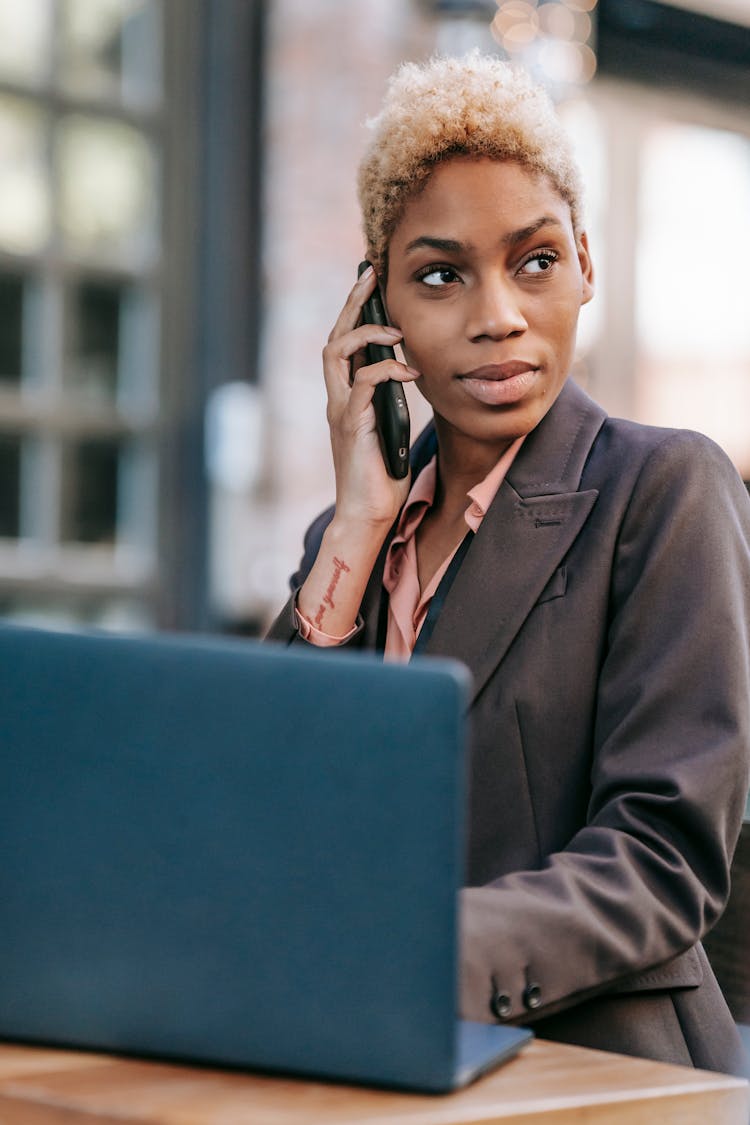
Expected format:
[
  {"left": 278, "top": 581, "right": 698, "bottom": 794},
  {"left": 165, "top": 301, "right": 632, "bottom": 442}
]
[{"left": 491, "top": 0, "right": 597, "bottom": 90}]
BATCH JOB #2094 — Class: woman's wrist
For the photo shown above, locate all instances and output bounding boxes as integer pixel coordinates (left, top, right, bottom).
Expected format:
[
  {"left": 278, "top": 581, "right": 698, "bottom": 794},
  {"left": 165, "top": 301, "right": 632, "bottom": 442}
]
[{"left": 326, "top": 510, "right": 395, "bottom": 549}]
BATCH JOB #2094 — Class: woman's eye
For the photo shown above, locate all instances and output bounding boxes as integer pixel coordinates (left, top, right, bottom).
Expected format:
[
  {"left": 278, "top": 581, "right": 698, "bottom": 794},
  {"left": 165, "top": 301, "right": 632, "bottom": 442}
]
[
  {"left": 520, "top": 252, "right": 558, "bottom": 275},
  {"left": 418, "top": 266, "right": 458, "bottom": 287}
]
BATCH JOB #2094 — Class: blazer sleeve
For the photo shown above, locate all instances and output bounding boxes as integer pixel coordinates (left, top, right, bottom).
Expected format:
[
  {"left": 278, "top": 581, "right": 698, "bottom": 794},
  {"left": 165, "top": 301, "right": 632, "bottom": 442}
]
[{"left": 460, "top": 430, "right": 750, "bottom": 1024}]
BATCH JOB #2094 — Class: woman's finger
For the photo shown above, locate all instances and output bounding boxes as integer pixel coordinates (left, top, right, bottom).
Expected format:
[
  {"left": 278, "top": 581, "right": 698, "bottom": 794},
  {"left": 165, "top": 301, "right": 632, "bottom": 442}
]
[
  {"left": 328, "top": 321, "right": 403, "bottom": 362},
  {"left": 322, "top": 323, "right": 404, "bottom": 401},
  {"left": 346, "top": 359, "right": 420, "bottom": 418}
]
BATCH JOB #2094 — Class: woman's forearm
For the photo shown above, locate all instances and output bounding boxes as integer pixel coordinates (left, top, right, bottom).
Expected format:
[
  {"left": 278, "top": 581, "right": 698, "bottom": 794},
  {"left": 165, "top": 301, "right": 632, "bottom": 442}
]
[{"left": 296, "top": 515, "right": 391, "bottom": 638}]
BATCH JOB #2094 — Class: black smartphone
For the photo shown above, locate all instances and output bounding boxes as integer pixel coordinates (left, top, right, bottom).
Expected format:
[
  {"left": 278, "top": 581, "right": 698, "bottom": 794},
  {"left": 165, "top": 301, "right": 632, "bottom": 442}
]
[{"left": 357, "top": 261, "right": 410, "bottom": 479}]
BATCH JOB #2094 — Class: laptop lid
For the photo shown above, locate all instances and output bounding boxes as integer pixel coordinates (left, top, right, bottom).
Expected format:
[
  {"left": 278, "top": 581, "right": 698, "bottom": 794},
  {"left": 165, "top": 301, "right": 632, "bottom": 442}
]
[{"left": 0, "top": 624, "right": 507, "bottom": 1091}]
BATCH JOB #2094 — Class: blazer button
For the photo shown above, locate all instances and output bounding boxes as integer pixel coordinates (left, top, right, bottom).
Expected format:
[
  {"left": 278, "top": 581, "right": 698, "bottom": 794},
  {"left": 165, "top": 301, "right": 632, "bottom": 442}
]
[
  {"left": 523, "top": 983, "right": 542, "bottom": 1011},
  {"left": 490, "top": 990, "right": 513, "bottom": 1019}
]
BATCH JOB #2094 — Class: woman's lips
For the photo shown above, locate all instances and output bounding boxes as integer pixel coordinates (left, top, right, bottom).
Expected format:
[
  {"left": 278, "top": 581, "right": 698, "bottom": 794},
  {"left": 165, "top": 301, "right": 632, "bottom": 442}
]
[{"left": 458, "top": 363, "right": 539, "bottom": 406}]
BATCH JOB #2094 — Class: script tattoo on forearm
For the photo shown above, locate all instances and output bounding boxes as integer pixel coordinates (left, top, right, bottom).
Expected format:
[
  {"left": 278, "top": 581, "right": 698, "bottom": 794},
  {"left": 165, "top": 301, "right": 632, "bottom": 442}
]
[{"left": 313, "top": 556, "right": 351, "bottom": 630}]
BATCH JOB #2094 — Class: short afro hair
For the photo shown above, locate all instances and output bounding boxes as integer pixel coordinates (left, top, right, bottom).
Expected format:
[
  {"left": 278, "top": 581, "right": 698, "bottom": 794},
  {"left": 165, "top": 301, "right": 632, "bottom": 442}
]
[{"left": 357, "top": 52, "right": 585, "bottom": 274}]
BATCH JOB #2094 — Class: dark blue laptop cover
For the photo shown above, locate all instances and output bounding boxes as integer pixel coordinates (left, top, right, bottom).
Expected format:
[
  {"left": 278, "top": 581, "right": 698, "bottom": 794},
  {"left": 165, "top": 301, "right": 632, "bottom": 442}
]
[{"left": 0, "top": 626, "right": 530, "bottom": 1091}]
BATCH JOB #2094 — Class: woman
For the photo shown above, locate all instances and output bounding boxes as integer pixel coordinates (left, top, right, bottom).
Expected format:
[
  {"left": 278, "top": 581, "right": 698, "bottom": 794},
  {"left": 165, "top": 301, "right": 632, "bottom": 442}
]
[{"left": 267, "top": 53, "right": 750, "bottom": 1076}]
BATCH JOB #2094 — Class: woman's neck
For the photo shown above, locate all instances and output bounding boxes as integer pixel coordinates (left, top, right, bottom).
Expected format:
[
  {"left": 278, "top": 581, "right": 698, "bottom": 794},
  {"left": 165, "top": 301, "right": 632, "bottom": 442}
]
[{"left": 431, "top": 418, "right": 515, "bottom": 520}]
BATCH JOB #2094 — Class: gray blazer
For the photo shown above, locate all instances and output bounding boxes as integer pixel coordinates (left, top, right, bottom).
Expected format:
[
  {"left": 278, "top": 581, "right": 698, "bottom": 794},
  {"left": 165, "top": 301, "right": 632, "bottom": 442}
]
[{"left": 267, "top": 378, "right": 750, "bottom": 1076}]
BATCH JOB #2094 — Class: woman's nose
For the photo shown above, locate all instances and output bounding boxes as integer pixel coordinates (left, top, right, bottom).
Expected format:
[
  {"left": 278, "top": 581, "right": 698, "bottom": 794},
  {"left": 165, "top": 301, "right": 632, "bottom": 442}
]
[{"left": 466, "top": 277, "right": 527, "bottom": 341}]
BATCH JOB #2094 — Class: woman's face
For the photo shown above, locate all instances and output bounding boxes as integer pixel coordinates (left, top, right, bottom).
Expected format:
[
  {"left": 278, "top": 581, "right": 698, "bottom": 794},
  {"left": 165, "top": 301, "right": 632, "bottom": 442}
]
[{"left": 384, "top": 157, "right": 594, "bottom": 452}]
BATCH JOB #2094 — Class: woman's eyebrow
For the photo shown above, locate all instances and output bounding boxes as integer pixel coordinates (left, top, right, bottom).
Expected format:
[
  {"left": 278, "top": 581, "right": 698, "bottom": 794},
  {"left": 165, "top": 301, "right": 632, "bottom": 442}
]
[
  {"left": 404, "top": 235, "right": 465, "bottom": 254},
  {"left": 403, "top": 217, "right": 564, "bottom": 257},
  {"left": 504, "top": 216, "right": 563, "bottom": 246}
]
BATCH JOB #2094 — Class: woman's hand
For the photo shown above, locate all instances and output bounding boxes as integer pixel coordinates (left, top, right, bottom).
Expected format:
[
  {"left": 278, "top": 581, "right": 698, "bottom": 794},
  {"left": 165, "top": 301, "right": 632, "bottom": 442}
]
[
  {"left": 323, "top": 265, "right": 419, "bottom": 532},
  {"left": 295, "top": 268, "right": 420, "bottom": 640}
]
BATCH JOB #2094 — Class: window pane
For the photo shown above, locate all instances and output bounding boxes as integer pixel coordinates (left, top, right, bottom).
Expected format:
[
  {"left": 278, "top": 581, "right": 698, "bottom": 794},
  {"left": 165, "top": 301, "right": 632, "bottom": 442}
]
[
  {"left": 65, "top": 280, "right": 159, "bottom": 408},
  {"left": 0, "top": 273, "right": 25, "bottom": 385},
  {"left": 67, "top": 280, "right": 122, "bottom": 401},
  {"left": 635, "top": 123, "right": 750, "bottom": 476},
  {"left": 56, "top": 114, "right": 159, "bottom": 264},
  {"left": 0, "top": 0, "right": 53, "bottom": 87},
  {"left": 0, "top": 434, "right": 21, "bottom": 538},
  {"left": 0, "top": 97, "right": 51, "bottom": 254},
  {"left": 62, "top": 439, "right": 120, "bottom": 544},
  {"left": 119, "top": 287, "right": 159, "bottom": 409},
  {"left": 59, "top": 0, "right": 162, "bottom": 106}
]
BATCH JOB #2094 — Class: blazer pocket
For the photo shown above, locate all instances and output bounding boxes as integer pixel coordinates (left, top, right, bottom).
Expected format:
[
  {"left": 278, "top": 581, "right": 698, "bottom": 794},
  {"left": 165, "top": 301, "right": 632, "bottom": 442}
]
[
  {"left": 609, "top": 945, "right": 704, "bottom": 995},
  {"left": 535, "top": 565, "right": 567, "bottom": 606}
]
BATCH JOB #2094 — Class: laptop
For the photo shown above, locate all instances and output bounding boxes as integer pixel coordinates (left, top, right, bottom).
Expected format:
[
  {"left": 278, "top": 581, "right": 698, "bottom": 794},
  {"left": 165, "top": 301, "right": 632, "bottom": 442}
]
[{"left": 0, "top": 624, "right": 532, "bottom": 1093}]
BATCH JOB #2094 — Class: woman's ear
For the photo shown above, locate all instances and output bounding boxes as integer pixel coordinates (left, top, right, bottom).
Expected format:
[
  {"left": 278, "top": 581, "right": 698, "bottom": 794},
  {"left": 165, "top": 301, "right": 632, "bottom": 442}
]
[{"left": 577, "top": 231, "right": 595, "bottom": 305}]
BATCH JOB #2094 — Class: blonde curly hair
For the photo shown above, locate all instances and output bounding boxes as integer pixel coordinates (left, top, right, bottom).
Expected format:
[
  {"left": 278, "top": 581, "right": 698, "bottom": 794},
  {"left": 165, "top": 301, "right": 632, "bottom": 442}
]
[{"left": 357, "top": 52, "right": 585, "bottom": 275}]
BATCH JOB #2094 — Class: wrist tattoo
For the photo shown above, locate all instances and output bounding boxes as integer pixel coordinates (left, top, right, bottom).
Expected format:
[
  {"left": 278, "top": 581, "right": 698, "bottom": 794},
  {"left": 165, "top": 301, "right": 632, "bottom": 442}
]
[{"left": 313, "top": 556, "right": 351, "bottom": 630}]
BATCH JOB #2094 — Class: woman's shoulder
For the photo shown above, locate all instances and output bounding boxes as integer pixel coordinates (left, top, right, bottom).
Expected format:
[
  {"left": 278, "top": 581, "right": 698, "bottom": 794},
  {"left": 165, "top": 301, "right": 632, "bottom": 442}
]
[
  {"left": 600, "top": 411, "right": 724, "bottom": 455},
  {"left": 579, "top": 415, "right": 750, "bottom": 570},
  {"left": 574, "top": 402, "right": 750, "bottom": 547},
  {"left": 590, "top": 413, "right": 744, "bottom": 495}
]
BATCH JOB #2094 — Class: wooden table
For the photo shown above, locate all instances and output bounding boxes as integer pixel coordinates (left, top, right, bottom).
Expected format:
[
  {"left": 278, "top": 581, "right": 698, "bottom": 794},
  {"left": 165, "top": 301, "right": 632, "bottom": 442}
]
[{"left": 0, "top": 1039, "right": 746, "bottom": 1124}]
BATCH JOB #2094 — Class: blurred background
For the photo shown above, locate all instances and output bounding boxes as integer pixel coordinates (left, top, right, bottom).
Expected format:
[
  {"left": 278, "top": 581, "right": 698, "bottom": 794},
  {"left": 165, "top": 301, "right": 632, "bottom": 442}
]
[{"left": 0, "top": 0, "right": 749, "bottom": 637}]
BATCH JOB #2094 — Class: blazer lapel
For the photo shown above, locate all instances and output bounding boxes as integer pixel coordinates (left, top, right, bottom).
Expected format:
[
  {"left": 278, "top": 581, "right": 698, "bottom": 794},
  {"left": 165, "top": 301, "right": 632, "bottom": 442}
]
[{"left": 423, "top": 379, "right": 607, "bottom": 703}]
